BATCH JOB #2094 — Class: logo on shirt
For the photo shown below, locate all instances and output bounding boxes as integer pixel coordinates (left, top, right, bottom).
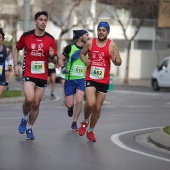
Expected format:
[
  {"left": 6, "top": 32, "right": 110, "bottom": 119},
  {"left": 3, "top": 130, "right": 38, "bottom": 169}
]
[
  {"left": 31, "top": 43, "right": 36, "bottom": 49},
  {"left": 92, "top": 53, "right": 96, "bottom": 59},
  {"left": 92, "top": 52, "right": 106, "bottom": 66},
  {"left": 31, "top": 43, "right": 44, "bottom": 57}
]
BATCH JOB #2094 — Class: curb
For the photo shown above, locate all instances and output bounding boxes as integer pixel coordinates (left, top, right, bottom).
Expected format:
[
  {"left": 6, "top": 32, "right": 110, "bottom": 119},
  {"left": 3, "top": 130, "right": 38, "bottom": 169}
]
[
  {"left": 0, "top": 95, "right": 47, "bottom": 104},
  {"left": 0, "top": 96, "right": 25, "bottom": 104},
  {"left": 148, "top": 128, "right": 170, "bottom": 151}
]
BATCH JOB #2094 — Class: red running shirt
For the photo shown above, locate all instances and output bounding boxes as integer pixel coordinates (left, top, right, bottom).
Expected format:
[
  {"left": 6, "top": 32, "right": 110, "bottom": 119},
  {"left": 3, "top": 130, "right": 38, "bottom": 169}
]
[
  {"left": 16, "top": 30, "right": 57, "bottom": 80},
  {"left": 86, "top": 38, "right": 111, "bottom": 84}
]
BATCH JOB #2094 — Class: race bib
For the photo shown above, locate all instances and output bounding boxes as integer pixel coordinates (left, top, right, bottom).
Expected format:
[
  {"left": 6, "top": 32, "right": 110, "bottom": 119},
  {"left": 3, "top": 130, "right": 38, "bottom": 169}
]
[
  {"left": 48, "top": 62, "right": 55, "bottom": 69},
  {"left": 0, "top": 65, "right": 3, "bottom": 76},
  {"left": 31, "top": 61, "right": 45, "bottom": 74},
  {"left": 73, "top": 65, "right": 85, "bottom": 76},
  {"left": 90, "top": 66, "right": 105, "bottom": 79},
  {"left": 5, "top": 65, "right": 8, "bottom": 71}
]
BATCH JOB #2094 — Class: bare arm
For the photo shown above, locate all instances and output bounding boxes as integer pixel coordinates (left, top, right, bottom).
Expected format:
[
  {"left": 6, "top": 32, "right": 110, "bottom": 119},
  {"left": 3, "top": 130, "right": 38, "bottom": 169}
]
[
  {"left": 58, "top": 54, "right": 67, "bottom": 68},
  {"left": 109, "top": 41, "right": 122, "bottom": 66},
  {"left": 49, "top": 46, "right": 58, "bottom": 65},
  {"left": 6, "top": 48, "right": 10, "bottom": 57},
  {"left": 58, "top": 54, "right": 69, "bottom": 74},
  {"left": 80, "top": 40, "right": 91, "bottom": 66},
  {"left": 51, "top": 55, "right": 58, "bottom": 65},
  {"left": 12, "top": 47, "right": 20, "bottom": 76},
  {"left": 5, "top": 48, "right": 13, "bottom": 71}
]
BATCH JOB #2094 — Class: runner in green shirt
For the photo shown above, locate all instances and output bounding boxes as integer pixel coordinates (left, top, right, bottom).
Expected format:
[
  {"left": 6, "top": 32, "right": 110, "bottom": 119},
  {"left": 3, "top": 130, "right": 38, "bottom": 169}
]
[{"left": 58, "top": 29, "right": 90, "bottom": 131}]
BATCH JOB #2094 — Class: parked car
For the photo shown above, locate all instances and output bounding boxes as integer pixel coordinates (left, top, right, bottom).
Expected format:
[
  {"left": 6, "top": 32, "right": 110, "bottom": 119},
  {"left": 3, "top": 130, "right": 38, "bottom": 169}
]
[{"left": 151, "top": 56, "right": 170, "bottom": 91}]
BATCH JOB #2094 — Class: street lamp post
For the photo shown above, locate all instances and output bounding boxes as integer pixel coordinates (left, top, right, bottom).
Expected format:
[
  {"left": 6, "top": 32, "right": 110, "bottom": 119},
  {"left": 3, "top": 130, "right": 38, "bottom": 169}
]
[{"left": 23, "top": 0, "right": 31, "bottom": 32}]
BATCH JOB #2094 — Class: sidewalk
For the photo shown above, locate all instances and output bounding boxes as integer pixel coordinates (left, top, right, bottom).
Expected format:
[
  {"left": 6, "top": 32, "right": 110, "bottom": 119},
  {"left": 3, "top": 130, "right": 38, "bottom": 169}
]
[
  {"left": 113, "top": 77, "right": 151, "bottom": 88},
  {"left": 0, "top": 77, "right": 56, "bottom": 104}
]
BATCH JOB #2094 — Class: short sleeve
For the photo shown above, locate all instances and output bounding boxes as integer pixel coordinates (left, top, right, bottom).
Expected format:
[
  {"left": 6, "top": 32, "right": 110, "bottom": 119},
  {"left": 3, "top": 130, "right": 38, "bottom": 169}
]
[
  {"left": 62, "top": 45, "right": 71, "bottom": 58},
  {"left": 16, "top": 34, "right": 25, "bottom": 50}
]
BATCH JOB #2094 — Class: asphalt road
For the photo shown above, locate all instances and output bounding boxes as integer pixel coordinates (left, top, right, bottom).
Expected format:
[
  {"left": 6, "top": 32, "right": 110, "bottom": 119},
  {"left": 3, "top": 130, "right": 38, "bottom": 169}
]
[{"left": 1, "top": 83, "right": 170, "bottom": 170}]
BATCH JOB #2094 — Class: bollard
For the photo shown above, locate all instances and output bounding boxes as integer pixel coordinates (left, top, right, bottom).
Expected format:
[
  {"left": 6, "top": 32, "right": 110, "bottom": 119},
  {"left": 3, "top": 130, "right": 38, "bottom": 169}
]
[{"left": 109, "top": 73, "right": 114, "bottom": 91}]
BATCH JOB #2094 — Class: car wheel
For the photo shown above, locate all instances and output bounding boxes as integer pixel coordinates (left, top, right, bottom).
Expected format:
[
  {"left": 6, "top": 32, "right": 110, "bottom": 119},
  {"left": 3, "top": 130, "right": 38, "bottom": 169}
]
[{"left": 152, "top": 79, "right": 160, "bottom": 91}]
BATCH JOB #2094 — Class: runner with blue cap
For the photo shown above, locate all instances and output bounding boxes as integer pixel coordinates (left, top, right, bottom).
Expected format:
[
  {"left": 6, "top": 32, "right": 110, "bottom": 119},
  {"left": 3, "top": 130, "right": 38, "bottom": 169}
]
[
  {"left": 78, "top": 22, "right": 122, "bottom": 142},
  {"left": 97, "top": 22, "right": 110, "bottom": 33}
]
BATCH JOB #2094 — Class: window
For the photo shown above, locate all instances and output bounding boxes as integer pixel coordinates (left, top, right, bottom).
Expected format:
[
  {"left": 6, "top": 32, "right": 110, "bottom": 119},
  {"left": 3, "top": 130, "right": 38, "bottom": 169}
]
[
  {"left": 113, "top": 39, "right": 126, "bottom": 51},
  {"left": 158, "top": 59, "right": 169, "bottom": 71},
  {"left": 134, "top": 40, "right": 152, "bottom": 50}
]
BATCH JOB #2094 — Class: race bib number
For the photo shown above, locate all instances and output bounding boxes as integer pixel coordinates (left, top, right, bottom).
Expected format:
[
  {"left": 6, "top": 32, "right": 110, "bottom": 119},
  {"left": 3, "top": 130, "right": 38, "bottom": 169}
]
[
  {"left": 5, "top": 65, "right": 8, "bottom": 71},
  {"left": 0, "top": 65, "right": 3, "bottom": 76},
  {"left": 48, "top": 62, "right": 55, "bottom": 69},
  {"left": 31, "top": 61, "right": 45, "bottom": 74},
  {"left": 90, "top": 66, "right": 105, "bottom": 79},
  {"left": 73, "top": 65, "right": 85, "bottom": 76}
]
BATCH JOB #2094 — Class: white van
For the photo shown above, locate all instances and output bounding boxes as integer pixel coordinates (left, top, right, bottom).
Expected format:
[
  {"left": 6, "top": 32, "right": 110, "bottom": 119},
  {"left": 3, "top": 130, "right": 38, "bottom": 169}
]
[{"left": 151, "top": 56, "right": 170, "bottom": 91}]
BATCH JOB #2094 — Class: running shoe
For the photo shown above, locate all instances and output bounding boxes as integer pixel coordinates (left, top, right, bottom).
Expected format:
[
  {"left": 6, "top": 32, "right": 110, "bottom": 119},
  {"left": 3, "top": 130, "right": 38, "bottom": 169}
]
[
  {"left": 78, "top": 121, "right": 89, "bottom": 136},
  {"left": 51, "top": 93, "right": 56, "bottom": 99},
  {"left": 26, "top": 128, "right": 35, "bottom": 140},
  {"left": 68, "top": 106, "right": 74, "bottom": 117},
  {"left": 18, "top": 118, "right": 28, "bottom": 134},
  {"left": 86, "top": 131, "right": 96, "bottom": 142},
  {"left": 71, "top": 122, "right": 78, "bottom": 131}
]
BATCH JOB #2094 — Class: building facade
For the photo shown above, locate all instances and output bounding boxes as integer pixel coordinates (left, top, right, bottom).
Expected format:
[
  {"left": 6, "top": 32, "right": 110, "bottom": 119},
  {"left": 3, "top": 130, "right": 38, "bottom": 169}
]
[{"left": 1, "top": 0, "right": 170, "bottom": 80}]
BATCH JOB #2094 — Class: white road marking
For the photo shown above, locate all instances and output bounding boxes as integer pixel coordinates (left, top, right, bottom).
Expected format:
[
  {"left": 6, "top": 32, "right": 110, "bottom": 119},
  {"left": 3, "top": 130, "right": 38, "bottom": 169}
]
[
  {"left": 162, "top": 105, "right": 170, "bottom": 108},
  {"left": 41, "top": 96, "right": 60, "bottom": 104},
  {"left": 127, "top": 105, "right": 151, "bottom": 108},
  {"left": 0, "top": 117, "right": 21, "bottom": 120},
  {"left": 114, "top": 90, "right": 163, "bottom": 96},
  {"left": 111, "top": 127, "right": 170, "bottom": 162},
  {"left": 102, "top": 106, "right": 117, "bottom": 108},
  {"left": 53, "top": 106, "right": 66, "bottom": 109}
]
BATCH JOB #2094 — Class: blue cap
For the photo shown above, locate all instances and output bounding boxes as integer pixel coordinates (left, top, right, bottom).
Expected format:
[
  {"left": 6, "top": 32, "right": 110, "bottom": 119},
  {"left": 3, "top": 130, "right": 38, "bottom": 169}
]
[
  {"left": 73, "top": 30, "right": 88, "bottom": 40},
  {"left": 97, "top": 22, "right": 110, "bottom": 33}
]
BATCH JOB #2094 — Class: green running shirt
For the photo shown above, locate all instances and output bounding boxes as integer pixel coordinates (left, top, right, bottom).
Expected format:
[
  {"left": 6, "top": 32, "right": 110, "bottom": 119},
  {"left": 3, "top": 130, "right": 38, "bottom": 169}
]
[{"left": 63, "top": 43, "right": 88, "bottom": 80}]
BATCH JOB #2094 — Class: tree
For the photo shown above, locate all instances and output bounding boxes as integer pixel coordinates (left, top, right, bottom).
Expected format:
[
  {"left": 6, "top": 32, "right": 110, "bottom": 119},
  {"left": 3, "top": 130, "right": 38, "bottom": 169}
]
[
  {"left": 98, "top": 0, "right": 158, "bottom": 84},
  {"left": 0, "top": 0, "right": 20, "bottom": 48},
  {"left": 41, "top": 0, "right": 91, "bottom": 54},
  {"left": 40, "top": 0, "right": 106, "bottom": 54}
]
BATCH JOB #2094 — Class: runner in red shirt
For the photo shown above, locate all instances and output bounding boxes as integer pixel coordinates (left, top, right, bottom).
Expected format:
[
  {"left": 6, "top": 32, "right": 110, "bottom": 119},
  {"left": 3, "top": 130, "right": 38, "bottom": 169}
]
[
  {"left": 78, "top": 22, "right": 122, "bottom": 142},
  {"left": 13, "top": 11, "right": 58, "bottom": 140}
]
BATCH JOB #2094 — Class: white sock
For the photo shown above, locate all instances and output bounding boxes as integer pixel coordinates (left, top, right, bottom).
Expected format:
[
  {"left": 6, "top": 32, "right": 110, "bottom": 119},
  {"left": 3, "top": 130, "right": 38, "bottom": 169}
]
[
  {"left": 23, "top": 115, "right": 28, "bottom": 121},
  {"left": 27, "top": 124, "right": 33, "bottom": 130}
]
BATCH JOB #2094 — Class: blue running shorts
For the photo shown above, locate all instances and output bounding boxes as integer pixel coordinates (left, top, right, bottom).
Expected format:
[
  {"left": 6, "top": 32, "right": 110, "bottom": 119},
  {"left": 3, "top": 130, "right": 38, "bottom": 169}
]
[{"left": 64, "top": 79, "right": 85, "bottom": 96}]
